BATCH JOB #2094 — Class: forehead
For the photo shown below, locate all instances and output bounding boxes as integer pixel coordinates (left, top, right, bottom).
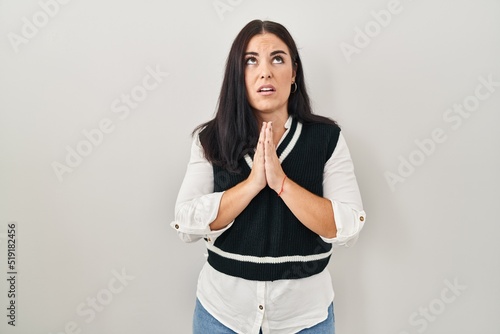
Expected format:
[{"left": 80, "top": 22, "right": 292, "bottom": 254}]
[{"left": 245, "top": 33, "right": 290, "bottom": 54}]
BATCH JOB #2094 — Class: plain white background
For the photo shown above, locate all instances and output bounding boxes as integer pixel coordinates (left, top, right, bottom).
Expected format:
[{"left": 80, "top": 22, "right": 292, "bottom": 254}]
[{"left": 1, "top": 0, "right": 499, "bottom": 333}]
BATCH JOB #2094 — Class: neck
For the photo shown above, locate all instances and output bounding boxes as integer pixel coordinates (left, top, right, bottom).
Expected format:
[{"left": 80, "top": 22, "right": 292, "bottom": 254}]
[{"left": 254, "top": 110, "right": 288, "bottom": 129}]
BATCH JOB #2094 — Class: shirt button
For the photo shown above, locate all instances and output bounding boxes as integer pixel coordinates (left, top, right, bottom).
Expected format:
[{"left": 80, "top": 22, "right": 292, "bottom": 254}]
[
  {"left": 207, "top": 237, "right": 211, "bottom": 242},
  {"left": 174, "top": 224, "right": 179, "bottom": 229},
  {"left": 359, "top": 216, "right": 364, "bottom": 222},
  {"left": 259, "top": 305, "right": 264, "bottom": 310}
]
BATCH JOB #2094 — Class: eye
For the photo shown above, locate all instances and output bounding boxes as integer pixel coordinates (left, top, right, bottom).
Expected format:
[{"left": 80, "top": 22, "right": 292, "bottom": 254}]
[
  {"left": 245, "top": 57, "right": 257, "bottom": 65},
  {"left": 272, "top": 56, "right": 284, "bottom": 64}
]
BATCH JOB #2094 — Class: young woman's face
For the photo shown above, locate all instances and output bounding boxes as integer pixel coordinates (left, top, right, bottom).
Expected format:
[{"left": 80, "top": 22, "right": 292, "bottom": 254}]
[{"left": 244, "top": 33, "right": 296, "bottom": 117}]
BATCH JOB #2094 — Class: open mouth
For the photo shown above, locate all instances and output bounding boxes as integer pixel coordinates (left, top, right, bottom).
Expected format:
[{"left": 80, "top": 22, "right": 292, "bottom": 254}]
[{"left": 258, "top": 86, "right": 276, "bottom": 93}]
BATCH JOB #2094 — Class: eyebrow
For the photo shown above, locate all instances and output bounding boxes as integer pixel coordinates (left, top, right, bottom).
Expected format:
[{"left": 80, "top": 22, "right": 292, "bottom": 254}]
[{"left": 244, "top": 50, "right": 288, "bottom": 57}]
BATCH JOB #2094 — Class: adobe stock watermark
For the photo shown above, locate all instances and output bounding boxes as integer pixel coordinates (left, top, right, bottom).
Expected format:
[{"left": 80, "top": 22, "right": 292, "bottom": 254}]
[
  {"left": 385, "top": 74, "right": 499, "bottom": 192},
  {"left": 7, "top": 0, "right": 73, "bottom": 53},
  {"left": 398, "top": 277, "right": 467, "bottom": 334},
  {"left": 213, "top": 0, "right": 244, "bottom": 21},
  {"left": 51, "top": 64, "right": 169, "bottom": 183},
  {"left": 48, "top": 268, "right": 135, "bottom": 334},
  {"left": 340, "top": 0, "right": 416, "bottom": 64}
]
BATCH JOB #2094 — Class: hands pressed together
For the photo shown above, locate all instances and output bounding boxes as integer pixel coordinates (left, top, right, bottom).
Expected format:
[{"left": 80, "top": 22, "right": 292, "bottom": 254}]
[
  {"left": 211, "top": 121, "right": 337, "bottom": 237},
  {"left": 248, "top": 122, "right": 287, "bottom": 194}
]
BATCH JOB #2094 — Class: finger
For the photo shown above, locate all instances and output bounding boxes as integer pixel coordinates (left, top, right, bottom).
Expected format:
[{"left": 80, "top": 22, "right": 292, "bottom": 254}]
[
  {"left": 255, "top": 122, "right": 266, "bottom": 160},
  {"left": 258, "top": 122, "right": 265, "bottom": 145},
  {"left": 263, "top": 122, "right": 270, "bottom": 145},
  {"left": 263, "top": 124, "right": 270, "bottom": 155},
  {"left": 264, "top": 124, "right": 276, "bottom": 156},
  {"left": 257, "top": 122, "right": 264, "bottom": 144},
  {"left": 268, "top": 122, "right": 274, "bottom": 149},
  {"left": 262, "top": 121, "right": 269, "bottom": 138}
]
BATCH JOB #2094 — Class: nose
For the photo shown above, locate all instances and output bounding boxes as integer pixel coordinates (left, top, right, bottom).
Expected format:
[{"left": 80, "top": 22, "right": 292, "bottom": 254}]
[{"left": 259, "top": 63, "right": 272, "bottom": 79}]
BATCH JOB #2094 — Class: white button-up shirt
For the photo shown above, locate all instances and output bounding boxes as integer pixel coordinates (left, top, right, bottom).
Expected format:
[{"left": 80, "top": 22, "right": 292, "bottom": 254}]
[{"left": 172, "top": 117, "right": 365, "bottom": 334}]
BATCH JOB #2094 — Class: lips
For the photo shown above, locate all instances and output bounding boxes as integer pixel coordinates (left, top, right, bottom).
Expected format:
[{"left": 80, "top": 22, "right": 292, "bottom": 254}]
[{"left": 257, "top": 84, "right": 276, "bottom": 94}]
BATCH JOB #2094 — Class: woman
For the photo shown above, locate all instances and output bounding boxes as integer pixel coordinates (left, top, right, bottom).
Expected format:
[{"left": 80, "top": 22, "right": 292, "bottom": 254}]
[{"left": 172, "top": 19, "right": 366, "bottom": 334}]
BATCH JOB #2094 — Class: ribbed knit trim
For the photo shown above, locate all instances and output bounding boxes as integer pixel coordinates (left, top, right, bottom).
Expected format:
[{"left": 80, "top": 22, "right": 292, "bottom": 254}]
[
  {"left": 208, "top": 251, "right": 331, "bottom": 281},
  {"left": 276, "top": 117, "right": 298, "bottom": 157},
  {"left": 244, "top": 154, "right": 253, "bottom": 169},
  {"left": 279, "top": 122, "right": 302, "bottom": 163},
  {"left": 206, "top": 242, "right": 332, "bottom": 264}
]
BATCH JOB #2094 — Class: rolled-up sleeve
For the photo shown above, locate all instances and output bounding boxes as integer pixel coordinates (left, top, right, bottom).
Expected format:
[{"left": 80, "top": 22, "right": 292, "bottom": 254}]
[
  {"left": 320, "top": 132, "right": 366, "bottom": 247},
  {"left": 170, "top": 134, "right": 233, "bottom": 243}
]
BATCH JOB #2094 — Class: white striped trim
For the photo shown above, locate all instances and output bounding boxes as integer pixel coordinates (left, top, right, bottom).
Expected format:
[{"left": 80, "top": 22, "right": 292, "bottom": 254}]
[
  {"left": 244, "top": 154, "right": 253, "bottom": 169},
  {"left": 206, "top": 242, "right": 332, "bottom": 264},
  {"left": 279, "top": 121, "right": 302, "bottom": 163}
]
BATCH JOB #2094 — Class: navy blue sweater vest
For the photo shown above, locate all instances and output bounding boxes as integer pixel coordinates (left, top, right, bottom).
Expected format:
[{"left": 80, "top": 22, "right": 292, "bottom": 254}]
[{"left": 208, "top": 117, "right": 341, "bottom": 281}]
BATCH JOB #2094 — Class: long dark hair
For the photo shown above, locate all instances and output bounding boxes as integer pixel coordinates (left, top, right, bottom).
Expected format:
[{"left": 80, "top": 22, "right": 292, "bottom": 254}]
[{"left": 195, "top": 19, "right": 337, "bottom": 171}]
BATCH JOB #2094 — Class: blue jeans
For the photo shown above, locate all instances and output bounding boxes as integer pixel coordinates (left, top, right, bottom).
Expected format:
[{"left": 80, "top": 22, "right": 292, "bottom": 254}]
[{"left": 193, "top": 298, "right": 335, "bottom": 334}]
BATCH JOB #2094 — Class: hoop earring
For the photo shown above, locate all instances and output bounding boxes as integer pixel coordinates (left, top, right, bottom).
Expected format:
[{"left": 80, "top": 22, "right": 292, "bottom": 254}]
[{"left": 291, "top": 82, "right": 298, "bottom": 93}]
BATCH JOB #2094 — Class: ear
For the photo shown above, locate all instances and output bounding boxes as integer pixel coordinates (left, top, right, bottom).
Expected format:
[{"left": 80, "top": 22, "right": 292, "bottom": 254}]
[{"left": 292, "top": 62, "right": 297, "bottom": 83}]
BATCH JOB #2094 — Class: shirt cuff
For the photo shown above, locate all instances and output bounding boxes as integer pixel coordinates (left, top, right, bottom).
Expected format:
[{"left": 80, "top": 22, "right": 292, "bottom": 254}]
[
  {"left": 171, "top": 191, "right": 234, "bottom": 243},
  {"left": 170, "top": 221, "right": 234, "bottom": 243},
  {"left": 320, "top": 200, "right": 366, "bottom": 247}
]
